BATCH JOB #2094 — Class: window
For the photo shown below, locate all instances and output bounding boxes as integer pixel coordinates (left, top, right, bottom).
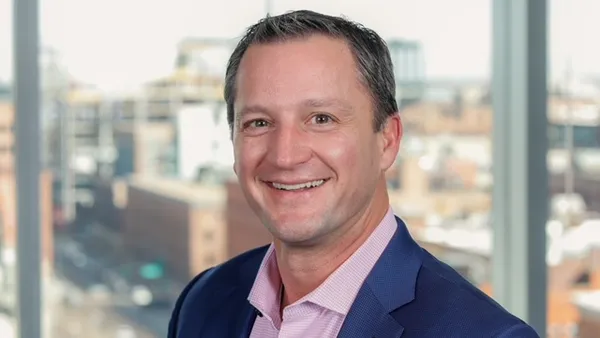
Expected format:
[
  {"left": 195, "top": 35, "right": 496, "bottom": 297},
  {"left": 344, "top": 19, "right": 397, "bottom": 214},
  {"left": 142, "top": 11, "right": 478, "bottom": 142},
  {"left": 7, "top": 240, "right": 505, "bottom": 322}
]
[
  {"left": 549, "top": 124, "right": 600, "bottom": 149},
  {"left": 574, "top": 271, "right": 591, "bottom": 287},
  {"left": 9, "top": 1, "right": 587, "bottom": 337}
]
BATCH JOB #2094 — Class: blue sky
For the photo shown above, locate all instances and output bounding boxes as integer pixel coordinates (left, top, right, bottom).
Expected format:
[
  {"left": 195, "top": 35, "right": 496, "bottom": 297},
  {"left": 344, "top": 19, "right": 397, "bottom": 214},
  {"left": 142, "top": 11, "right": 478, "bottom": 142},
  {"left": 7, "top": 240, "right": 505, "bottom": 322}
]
[{"left": 0, "top": 0, "right": 598, "bottom": 90}]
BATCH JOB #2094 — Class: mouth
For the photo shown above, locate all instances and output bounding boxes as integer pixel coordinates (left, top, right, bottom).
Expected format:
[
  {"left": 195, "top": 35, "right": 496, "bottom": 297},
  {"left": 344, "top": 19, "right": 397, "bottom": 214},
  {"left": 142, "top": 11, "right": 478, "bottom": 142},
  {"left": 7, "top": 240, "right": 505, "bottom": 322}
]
[{"left": 266, "top": 179, "right": 330, "bottom": 192}]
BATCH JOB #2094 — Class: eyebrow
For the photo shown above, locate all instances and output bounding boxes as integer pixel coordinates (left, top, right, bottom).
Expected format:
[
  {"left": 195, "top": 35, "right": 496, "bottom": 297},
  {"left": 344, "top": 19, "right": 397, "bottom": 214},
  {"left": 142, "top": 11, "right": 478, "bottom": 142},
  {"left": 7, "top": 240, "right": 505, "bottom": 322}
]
[
  {"left": 235, "top": 98, "right": 354, "bottom": 124},
  {"left": 235, "top": 105, "right": 270, "bottom": 126},
  {"left": 238, "top": 105, "right": 269, "bottom": 117},
  {"left": 300, "top": 98, "right": 354, "bottom": 112}
]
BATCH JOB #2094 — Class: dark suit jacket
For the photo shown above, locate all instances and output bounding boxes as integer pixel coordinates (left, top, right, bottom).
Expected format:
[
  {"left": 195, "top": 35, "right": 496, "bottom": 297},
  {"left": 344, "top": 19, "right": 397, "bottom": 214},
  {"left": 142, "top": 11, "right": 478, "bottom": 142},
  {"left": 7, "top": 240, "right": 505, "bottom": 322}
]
[{"left": 168, "top": 217, "right": 540, "bottom": 337}]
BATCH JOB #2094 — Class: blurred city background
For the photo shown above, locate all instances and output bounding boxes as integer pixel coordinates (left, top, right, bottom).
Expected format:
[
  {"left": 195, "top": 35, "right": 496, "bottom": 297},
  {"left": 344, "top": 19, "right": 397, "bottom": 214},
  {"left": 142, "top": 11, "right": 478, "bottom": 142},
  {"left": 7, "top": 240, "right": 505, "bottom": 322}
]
[{"left": 2, "top": 0, "right": 600, "bottom": 337}]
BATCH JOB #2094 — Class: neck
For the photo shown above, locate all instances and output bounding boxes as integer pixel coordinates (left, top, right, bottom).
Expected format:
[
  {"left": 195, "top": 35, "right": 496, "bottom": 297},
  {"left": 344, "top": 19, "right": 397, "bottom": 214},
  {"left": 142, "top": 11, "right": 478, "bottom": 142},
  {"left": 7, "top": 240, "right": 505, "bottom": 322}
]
[{"left": 275, "top": 180, "right": 390, "bottom": 307}]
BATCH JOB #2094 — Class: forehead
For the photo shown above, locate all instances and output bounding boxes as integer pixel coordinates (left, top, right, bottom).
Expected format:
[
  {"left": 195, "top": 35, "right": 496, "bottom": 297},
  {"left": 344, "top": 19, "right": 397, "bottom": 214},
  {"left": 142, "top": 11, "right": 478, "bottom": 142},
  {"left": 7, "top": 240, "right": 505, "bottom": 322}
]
[{"left": 235, "top": 35, "right": 369, "bottom": 110}]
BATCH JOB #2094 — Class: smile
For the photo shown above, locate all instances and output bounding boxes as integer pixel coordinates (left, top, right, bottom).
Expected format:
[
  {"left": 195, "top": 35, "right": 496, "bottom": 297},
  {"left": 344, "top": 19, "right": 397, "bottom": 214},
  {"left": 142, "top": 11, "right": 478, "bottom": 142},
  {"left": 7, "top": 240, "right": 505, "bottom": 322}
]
[{"left": 269, "top": 179, "right": 328, "bottom": 191}]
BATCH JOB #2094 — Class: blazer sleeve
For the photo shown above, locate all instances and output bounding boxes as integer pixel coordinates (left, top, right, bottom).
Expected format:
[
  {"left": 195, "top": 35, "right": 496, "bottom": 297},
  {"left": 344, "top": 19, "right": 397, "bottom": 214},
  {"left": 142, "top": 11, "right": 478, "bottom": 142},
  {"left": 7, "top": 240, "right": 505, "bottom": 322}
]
[
  {"left": 496, "top": 323, "right": 540, "bottom": 338},
  {"left": 167, "top": 268, "right": 214, "bottom": 338}
]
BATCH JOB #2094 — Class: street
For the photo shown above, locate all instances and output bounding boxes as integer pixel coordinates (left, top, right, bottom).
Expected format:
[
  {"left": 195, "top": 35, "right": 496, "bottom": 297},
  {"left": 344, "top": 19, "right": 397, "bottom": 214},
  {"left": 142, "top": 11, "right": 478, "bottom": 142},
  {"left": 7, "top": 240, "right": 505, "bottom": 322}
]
[{"left": 53, "top": 232, "right": 173, "bottom": 337}]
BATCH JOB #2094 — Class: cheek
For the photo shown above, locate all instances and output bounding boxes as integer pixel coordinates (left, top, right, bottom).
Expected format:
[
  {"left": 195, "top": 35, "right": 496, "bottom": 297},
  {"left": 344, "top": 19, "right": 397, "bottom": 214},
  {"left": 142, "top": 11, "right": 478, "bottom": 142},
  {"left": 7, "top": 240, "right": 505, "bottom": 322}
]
[
  {"left": 319, "top": 137, "right": 362, "bottom": 172},
  {"left": 353, "top": 134, "right": 383, "bottom": 173},
  {"left": 234, "top": 140, "right": 263, "bottom": 176}
]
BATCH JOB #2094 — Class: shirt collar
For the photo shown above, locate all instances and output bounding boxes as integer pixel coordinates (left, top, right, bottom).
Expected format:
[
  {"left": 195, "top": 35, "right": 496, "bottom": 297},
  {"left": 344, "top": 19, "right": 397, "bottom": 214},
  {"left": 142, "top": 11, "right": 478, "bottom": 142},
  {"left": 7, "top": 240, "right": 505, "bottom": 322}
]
[
  {"left": 247, "top": 244, "right": 282, "bottom": 324},
  {"left": 248, "top": 207, "right": 398, "bottom": 318}
]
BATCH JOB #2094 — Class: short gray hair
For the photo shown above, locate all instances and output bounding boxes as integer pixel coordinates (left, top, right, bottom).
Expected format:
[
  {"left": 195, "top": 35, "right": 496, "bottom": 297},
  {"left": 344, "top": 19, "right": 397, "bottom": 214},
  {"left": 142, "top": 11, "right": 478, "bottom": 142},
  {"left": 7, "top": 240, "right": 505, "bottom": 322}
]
[{"left": 224, "top": 10, "right": 398, "bottom": 135}]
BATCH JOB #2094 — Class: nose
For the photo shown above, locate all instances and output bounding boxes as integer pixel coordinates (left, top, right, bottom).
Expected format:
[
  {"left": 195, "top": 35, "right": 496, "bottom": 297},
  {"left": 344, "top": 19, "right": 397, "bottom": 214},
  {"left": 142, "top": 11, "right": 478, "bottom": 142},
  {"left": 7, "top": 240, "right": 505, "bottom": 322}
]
[{"left": 266, "top": 124, "right": 311, "bottom": 169}]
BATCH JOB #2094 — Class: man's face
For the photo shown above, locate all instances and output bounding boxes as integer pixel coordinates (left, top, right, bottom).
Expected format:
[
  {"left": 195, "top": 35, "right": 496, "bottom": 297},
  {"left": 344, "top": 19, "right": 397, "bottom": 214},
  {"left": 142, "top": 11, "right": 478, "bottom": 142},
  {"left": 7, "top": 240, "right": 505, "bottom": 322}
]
[{"left": 232, "top": 35, "right": 401, "bottom": 246}]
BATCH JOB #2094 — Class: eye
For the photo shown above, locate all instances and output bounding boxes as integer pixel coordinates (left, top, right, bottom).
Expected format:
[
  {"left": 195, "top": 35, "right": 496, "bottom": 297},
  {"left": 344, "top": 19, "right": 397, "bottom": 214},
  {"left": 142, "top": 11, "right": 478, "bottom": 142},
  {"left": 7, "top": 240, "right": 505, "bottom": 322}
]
[
  {"left": 244, "top": 119, "right": 270, "bottom": 129},
  {"left": 311, "top": 114, "right": 333, "bottom": 125}
]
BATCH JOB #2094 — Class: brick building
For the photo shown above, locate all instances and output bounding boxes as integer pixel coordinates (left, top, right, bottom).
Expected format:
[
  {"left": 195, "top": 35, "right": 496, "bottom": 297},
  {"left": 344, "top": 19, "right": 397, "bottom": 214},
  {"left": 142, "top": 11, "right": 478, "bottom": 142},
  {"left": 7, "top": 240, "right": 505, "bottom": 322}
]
[
  {"left": 416, "top": 233, "right": 600, "bottom": 337},
  {"left": 401, "top": 102, "right": 493, "bottom": 135},
  {"left": 120, "top": 176, "right": 272, "bottom": 282},
  {"left": 0, "top": 102, "right": 54, "bottom": 274},
  {"left": 122, "top": 176, "right": 227, "bottom": 281},
  {"left": 225, "top": 181, "right": 272, "bottom": 258},
  {"left": 389, "top": 156, "right": 491, "bottom": 220}
]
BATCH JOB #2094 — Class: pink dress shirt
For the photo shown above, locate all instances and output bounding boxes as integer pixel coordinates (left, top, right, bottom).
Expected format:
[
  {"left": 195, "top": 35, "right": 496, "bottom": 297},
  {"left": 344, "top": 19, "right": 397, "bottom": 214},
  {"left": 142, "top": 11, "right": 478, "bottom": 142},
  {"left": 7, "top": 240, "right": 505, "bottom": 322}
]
[{"left": 247, "top": 207, "right": 398, "bottom": 338}]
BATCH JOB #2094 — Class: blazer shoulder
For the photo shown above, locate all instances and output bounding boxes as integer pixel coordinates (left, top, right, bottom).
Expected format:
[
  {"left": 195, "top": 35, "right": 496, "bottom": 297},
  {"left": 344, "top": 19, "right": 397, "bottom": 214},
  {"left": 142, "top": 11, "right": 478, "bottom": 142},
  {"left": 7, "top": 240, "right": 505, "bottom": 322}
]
[
  {"left": 496, "top": 323, "right": 540, "bottom": 338},
  {"left": 396, "top": 250, "right": 535, "bottom": 336},
  {"left": 168, "top": 245, "right": 269, "bottom": 337}
]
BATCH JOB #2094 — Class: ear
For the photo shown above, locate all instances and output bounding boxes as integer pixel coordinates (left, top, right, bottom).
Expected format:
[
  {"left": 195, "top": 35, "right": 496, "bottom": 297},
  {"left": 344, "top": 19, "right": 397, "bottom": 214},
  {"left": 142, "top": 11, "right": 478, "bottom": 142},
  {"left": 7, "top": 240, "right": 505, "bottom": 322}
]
[
  {"left": 233, "top": 148, "right": 240, "bottom": 176},
  {"left": 379, "top": 113, "right": 402, "bottom": 171},
  {"left": 232, "top": 133, "right": 239, "bottom": 176}
]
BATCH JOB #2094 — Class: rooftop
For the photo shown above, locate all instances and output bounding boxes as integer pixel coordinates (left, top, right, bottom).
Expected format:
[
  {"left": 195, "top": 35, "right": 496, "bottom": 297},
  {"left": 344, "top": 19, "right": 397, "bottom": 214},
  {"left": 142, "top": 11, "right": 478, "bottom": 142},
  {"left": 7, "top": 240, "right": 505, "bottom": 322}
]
[
  {"left": 128, "top": 175, "right": 226, "bottom": 207},
  {"left": 410, "top": 216, "right": 600, "bottom": 266}
]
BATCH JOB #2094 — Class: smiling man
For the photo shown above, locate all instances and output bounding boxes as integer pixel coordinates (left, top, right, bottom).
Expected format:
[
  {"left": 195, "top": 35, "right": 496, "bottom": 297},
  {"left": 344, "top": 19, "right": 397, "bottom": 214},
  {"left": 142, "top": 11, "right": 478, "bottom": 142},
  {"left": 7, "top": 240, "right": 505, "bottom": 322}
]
[{"left": 168, "top": 10, "right": 539, "bottom": 338}]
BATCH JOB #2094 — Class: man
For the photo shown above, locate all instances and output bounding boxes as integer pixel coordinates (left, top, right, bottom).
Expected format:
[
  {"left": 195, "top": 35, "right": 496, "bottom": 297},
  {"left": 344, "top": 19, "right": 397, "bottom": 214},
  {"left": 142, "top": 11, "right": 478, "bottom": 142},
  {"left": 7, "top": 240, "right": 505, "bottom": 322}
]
[{"left": 168, "top": 10, "right": 540, "bottom": 338}]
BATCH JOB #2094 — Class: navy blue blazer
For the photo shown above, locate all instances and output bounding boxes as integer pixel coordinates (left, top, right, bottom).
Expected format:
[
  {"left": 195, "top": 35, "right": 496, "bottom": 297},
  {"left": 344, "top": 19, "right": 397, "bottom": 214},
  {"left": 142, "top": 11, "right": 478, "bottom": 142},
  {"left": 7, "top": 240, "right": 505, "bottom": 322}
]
[{"left": 168, "top": 217, "right": 540, "bottom": 337}]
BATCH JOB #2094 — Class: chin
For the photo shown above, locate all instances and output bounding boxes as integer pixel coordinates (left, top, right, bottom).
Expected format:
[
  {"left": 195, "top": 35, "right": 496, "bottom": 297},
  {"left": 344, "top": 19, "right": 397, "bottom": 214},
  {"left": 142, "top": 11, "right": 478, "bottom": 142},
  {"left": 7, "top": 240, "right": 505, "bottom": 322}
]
[
  {"left": 266, "top": 216, "right": 331, "bottom": 246},
  {"left": 274, "top": 232, "right": 324, "bottom": 247}
]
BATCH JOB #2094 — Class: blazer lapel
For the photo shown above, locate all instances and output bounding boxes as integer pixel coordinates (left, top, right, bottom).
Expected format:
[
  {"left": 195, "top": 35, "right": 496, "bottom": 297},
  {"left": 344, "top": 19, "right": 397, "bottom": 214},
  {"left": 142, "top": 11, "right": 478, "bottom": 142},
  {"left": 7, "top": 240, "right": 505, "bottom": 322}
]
[
  {"left": 338, "top": 217, "right": 423, "bottom": 338},
  {"left": 232, "top": 289, "right": 258, "bottom": 338},
  {"left": 204, "top": 246, "right": 267, "bottom": 338},
  {"left": 198, "top": 284, "right": 257, "bottom": 338}
]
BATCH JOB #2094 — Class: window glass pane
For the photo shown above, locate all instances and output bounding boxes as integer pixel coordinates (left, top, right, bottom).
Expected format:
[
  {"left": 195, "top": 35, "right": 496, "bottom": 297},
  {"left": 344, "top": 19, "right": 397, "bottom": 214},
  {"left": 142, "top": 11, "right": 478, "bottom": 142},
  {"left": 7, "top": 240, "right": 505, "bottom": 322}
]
[
  {"left": 30, "top": 1, "right": 493, "bottom": 337},
  {"left": 22, "top": 0, "right": 600, "bottom": 337},
  {"left": 551, "top": 1, "right": 600, "bottom": 337}
]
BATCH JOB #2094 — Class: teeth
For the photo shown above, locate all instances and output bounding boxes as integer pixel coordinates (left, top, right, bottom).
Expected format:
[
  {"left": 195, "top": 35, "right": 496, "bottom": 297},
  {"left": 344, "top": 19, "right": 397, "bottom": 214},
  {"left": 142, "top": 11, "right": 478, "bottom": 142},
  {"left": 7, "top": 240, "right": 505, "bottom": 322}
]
[{"left": 272, "top": 179, "right": 325, "bottom": 191}]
